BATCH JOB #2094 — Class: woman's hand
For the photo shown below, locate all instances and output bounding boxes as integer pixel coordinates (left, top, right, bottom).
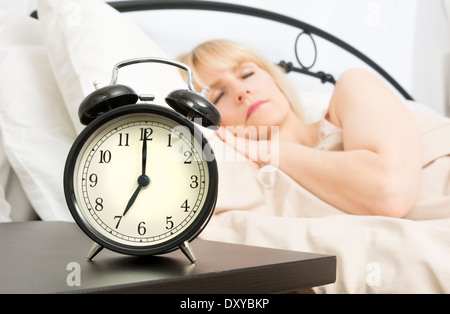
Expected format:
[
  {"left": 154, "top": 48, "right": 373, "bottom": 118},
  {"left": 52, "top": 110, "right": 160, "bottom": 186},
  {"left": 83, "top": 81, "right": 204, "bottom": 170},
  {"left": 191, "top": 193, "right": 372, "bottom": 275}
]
[{"left": 215, "top": 126, "right": 276, "bottom": 169}]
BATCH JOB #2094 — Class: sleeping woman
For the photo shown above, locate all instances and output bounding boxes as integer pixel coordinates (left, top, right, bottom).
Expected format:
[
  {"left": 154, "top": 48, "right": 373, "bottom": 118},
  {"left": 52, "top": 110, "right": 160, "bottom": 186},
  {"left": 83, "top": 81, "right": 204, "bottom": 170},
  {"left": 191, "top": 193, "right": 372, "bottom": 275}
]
[{"left": 177, "top": 39, "right": 426, "bottom": 218}]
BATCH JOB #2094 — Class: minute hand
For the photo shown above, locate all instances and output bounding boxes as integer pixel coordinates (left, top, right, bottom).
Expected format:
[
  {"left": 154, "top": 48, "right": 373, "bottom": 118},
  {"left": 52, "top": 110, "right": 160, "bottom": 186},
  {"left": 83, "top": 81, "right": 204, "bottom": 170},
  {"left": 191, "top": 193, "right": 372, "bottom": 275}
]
[
  {"left": 122, "top": 129, "right": 150, "bottom": 217},
  {"left": 141, "top": 129, "right": 148, "bottom": 175}
]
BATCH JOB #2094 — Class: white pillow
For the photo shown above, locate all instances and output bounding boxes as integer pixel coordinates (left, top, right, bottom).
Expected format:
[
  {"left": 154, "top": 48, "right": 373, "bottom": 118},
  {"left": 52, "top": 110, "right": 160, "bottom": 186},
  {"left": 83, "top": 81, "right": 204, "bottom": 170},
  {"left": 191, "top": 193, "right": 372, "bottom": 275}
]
[
  {"left": 37, "top": 0, "right": 187, "bottom": 134},
  {"left": 0, "top": 0, "right": 191, "bottom": 222},
  {"left": 0, "top": 188, "right": 11, "bottom": 222},
  {"left": 298, "top": 91, "right": 332, "bottom": 123},
  {"left": 0, "top": 144, "right": 11, "bottom": 220},
  {"left": 0, "top": 14, "right": 76, "bottom": 221}
]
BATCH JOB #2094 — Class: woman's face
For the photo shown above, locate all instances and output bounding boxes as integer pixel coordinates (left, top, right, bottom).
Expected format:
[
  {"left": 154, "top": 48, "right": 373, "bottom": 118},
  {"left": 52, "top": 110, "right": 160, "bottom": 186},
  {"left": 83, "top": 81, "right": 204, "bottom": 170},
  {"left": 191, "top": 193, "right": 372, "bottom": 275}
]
[{"left": 195, "top": 61, "right": 291, "bottom": 136}]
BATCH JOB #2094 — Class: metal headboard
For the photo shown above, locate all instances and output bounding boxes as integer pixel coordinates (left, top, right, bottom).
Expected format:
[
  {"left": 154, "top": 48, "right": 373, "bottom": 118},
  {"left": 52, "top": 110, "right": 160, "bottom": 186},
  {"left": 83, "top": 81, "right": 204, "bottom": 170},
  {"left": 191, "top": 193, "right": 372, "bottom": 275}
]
[
  {"left": 107, "top": 0, "right": 414, "bottom": 101},
  {"left": 31, "top": 0, "right": 414, "bottom": 100}
]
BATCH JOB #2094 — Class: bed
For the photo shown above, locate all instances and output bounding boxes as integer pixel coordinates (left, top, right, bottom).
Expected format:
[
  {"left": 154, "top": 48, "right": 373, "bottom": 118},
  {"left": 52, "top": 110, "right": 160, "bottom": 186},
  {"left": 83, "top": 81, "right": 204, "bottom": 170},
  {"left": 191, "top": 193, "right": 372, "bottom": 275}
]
[{"left": 1, "top": 0, "right": 450, "bottom": 294}]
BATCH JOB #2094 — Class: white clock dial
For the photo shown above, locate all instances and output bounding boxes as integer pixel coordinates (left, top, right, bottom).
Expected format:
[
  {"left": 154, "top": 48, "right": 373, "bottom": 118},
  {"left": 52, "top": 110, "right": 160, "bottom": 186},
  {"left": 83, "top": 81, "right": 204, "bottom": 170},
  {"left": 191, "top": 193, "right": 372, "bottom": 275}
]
[{"left": 73, "top": 112, "right": 209, "bottom": 247}]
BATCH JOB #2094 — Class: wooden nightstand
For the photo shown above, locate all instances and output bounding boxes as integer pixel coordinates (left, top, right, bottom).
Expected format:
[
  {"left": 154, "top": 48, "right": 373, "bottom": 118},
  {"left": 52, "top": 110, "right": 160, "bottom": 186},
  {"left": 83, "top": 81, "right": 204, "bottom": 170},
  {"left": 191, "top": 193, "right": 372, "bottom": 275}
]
[{"left": 0, "top": 221, "right": 336, "bottom": 294}]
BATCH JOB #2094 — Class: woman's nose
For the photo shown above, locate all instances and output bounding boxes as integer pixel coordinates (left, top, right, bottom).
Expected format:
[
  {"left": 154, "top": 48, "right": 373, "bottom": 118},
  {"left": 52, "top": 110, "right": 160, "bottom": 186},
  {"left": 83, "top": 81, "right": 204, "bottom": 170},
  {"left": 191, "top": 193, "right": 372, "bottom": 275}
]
[{"left": 235, "top": 87, "right": 251, "bottom": 104}]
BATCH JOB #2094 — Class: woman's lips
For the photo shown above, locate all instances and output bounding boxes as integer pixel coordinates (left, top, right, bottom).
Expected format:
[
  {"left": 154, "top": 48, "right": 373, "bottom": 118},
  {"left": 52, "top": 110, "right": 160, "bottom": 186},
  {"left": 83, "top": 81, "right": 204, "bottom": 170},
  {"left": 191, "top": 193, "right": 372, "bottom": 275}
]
[{"left": 246, "top": 101, "right": 266, "bottom": 120}]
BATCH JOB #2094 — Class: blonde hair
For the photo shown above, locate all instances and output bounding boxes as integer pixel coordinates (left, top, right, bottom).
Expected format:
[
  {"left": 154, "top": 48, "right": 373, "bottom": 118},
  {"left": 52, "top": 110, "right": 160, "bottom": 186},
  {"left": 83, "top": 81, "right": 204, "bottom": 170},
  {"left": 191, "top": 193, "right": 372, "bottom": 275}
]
[{"left": 177, "top": 39, "right": 304, "bottom": 121}]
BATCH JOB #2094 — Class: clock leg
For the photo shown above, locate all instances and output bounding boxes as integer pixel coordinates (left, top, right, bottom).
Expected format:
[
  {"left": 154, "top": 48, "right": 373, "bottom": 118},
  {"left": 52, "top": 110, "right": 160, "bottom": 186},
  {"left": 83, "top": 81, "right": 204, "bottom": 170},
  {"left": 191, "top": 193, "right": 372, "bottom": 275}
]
[
  {"left": 87, "top": 242, "right": 104, "bottom": 260},
  {"left": 179, "top": 241, "right": 196, "bottom": 263}
]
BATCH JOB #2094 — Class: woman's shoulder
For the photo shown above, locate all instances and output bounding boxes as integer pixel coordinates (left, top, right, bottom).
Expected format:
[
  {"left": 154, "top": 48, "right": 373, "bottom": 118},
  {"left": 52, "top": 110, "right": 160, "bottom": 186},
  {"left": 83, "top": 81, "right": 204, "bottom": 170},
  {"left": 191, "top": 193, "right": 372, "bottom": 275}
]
[{"left": 326, "top": 67, "right": 398, "bottom": 129}]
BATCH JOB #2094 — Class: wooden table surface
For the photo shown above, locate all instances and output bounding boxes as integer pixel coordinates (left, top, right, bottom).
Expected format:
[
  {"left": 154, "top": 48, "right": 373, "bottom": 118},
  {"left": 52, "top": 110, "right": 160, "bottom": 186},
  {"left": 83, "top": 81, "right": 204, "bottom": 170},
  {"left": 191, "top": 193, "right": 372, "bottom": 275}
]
[{"left": 0, "top": 221, "right": 336, "bottom": 294}]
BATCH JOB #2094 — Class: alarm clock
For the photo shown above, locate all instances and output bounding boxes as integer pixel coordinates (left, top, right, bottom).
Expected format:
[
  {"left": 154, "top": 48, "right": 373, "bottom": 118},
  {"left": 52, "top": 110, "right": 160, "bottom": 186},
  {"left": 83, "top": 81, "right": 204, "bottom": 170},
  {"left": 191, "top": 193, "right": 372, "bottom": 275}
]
[{"left": 63, "top": 57, "right": 221, "bottom": 263}]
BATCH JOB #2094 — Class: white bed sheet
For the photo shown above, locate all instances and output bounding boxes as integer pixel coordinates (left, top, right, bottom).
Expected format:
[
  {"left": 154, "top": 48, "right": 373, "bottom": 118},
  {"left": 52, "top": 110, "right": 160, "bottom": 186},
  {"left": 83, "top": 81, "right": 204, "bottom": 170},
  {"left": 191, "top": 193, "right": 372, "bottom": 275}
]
[
  {"left": 199, "top": 115, "right": 450, "bottom": 293},
  {"left": 198, "top": 158, "right": 450, "bottom": 293}
]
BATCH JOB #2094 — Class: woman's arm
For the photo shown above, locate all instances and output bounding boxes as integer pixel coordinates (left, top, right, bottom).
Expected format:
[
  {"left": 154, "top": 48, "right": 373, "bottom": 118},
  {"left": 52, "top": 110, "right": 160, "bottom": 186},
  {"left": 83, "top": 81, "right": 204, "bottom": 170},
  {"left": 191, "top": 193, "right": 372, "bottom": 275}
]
[{"left": 277, "top": 69, "right": 422, "bottom": 217}]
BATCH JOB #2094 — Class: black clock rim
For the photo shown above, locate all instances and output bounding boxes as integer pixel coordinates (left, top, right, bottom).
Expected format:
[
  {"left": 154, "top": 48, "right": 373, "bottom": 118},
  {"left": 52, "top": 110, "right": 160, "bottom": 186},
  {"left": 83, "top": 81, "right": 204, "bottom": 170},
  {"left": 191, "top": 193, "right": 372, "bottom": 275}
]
[{"left": 63, "top": 104, "right": 219, "bottom": 256}]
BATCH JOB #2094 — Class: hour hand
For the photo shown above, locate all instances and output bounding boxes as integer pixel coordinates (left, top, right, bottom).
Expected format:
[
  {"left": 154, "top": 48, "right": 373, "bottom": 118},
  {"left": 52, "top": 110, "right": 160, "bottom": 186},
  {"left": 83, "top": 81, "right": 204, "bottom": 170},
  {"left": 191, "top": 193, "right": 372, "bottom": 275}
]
[
  {"left": 122, "top": 175, "right": 150, "bottom": 217},
  {"left": 122, "top": 185, "right": 142, "bottom": 216}
]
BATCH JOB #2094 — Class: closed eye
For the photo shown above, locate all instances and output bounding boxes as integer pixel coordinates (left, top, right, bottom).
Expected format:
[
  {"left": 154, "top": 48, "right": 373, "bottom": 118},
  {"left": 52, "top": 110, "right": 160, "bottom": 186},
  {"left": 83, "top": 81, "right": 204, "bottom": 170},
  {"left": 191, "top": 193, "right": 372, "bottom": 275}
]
[
  {"left": 242, "top": 72, "right": 254, "bottom": 79},
  {"left": 214, "top": 92, "right": 224, "bottom": 104}
]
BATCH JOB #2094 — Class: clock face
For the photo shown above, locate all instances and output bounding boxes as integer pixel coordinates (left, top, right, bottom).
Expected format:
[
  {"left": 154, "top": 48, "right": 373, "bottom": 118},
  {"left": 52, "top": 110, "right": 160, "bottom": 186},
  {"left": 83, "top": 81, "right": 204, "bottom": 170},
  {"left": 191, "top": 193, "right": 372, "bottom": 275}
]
[{"left": 65, "top": 105, "right": 217, "bottom": 255}]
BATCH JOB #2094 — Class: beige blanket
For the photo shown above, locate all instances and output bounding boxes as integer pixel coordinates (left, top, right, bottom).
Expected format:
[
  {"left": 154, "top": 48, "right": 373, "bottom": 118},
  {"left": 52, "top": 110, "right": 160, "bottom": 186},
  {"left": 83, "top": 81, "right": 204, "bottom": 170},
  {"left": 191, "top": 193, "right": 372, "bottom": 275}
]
[{"left": 199, "top": 110, "right": 450, "bottom": 293}]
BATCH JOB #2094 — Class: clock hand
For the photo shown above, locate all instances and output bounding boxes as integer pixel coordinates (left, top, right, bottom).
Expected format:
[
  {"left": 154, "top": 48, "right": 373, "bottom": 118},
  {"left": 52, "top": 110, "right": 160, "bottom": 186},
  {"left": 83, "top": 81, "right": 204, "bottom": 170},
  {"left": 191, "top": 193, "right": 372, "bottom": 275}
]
[
  {"left": 122, "top": 129, "right": 150, "bottom": 217},
  {"left": 122, "top": 175, "right": 150, "bottom": 217},
  {"left": 122, "top": 185, "right": 142, "bottom": 217},
  {"left": 142, "top": 129, "right": 147, "bottom": 176}
]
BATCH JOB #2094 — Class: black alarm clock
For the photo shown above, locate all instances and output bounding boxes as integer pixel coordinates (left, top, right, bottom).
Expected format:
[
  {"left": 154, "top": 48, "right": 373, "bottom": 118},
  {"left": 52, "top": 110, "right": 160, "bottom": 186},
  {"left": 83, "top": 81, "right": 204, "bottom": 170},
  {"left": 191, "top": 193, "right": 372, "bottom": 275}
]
[{"left": 63, "top": 57, "right": 220, "bottom": 263}]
